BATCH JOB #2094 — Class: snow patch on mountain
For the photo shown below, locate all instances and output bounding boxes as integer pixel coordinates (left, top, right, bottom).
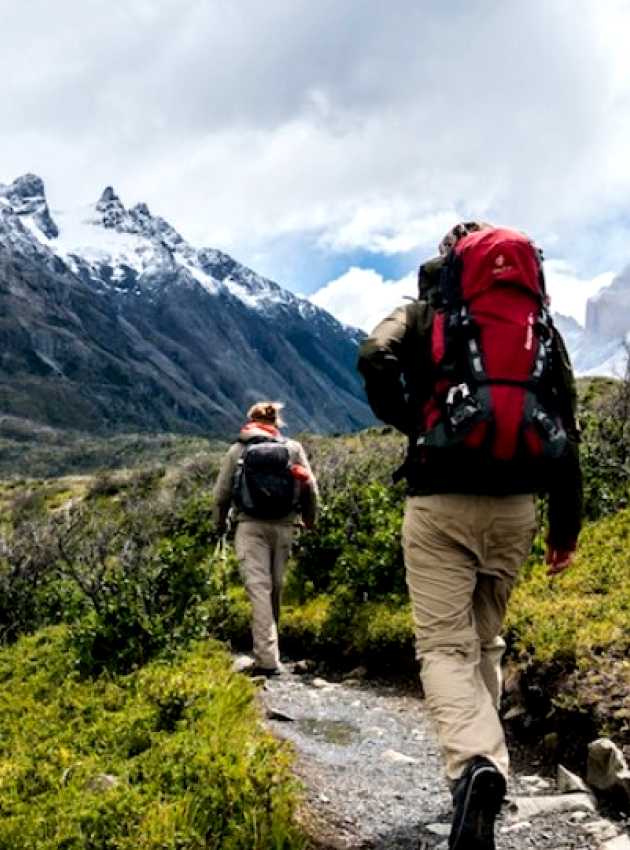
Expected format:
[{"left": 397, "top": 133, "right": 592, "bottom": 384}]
[
  {"left": 0, "top": 172, "right": 356, "bottom": 339},
  {"left": 554, "top": 263, "right": 630, "bottom": 378}
]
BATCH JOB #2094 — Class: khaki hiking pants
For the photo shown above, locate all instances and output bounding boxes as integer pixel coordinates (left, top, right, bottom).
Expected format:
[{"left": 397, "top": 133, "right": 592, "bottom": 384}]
[
  {"left": 234, "top": 520, "right": 295, "bottom": 669},
  {"left": 403, "top": 493, "right": 537, "bottom": 783}
]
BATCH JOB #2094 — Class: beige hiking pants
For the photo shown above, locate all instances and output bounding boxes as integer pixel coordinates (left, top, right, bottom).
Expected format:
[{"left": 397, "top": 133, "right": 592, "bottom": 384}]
[
  {"left": 234, "top": 520, "right": 295, "bottom": 669},
  {"left": 403, "top": 493, "right": 537, "bottom": 782}
]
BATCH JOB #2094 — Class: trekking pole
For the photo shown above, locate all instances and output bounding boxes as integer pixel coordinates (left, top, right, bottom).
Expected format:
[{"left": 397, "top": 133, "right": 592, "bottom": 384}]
[{"left": 213, "top": 535, "right": 228, "bottom": 600}]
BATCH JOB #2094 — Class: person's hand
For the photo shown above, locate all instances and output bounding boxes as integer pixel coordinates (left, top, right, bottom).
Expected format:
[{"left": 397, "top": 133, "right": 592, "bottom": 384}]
[{"left": 545, "top": 545, "right": 575, "bottom": 576}]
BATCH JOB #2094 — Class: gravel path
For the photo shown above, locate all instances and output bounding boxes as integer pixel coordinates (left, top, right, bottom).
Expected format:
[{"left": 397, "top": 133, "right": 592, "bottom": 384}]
[{"left": 256, "top": 664, "right": 629, "bottom": 850}]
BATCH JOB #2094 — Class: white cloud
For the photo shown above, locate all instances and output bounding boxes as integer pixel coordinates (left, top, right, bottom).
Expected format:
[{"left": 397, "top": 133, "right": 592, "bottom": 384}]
[
  {"left": 2, "top": 0, "right": 630, "bottom": 305},
  {"left": 544, "top": 260, "right": 615, "bottom": 325},
  {"left": 310, "top": 267, "right": 416, "bottom": 332},
  {"left": 319, "top": 206, "right": 460, "bottom": 255},
  {"left": 312, "top": 257, "right": 613, "bottom": 332}
]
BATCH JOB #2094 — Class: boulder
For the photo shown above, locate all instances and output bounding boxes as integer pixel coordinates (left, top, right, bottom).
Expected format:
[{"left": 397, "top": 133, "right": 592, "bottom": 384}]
[{"left": 587, "top": 738, "right": 630, "bottom": 806}]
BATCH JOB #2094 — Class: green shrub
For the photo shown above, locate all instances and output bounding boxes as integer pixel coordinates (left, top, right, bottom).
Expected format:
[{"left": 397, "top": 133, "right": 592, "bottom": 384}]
[
  {"left": 0, "top": 628, "right": 305, "bottom": 850},
  {"left": 289, "top": 480, "right": 405, "bottom": 603},
  {"left": 506, "top": 508, "right": 630, "bottom": 665},
  {"left": 578, "top": 370, "right": 630, "bottom": 520}
]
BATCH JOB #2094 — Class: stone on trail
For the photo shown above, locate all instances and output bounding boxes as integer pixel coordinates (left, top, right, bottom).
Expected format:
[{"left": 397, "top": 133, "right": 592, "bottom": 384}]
[
  {"left": 521, "top": 774, "right": 551, "bottom": 790},
  {"left": 381, "top": 748, "right": 417, "bottom": 765},
  {"left": 587, "top": 738, "right": 630, "bottom": 804},
  {"left": 266, "top": 708, "right": 295, "bottom": 722},
  {"left": 425, "top": 822, "right": 451, "bottom": 837},
  {"left": 557, "top": 763, "right": 592, "bottom": 795},
  {"left": 508, "top": 792, "right": 597, "bottom": 819},
  {"left": 312, "top": 677, "right": 336, "bottom": 689},
  {"left": 293, "top": 659, "right": 316, "bottom": 674},
  {"left": 232, "top": 655, "right": 255, "bottom": 673},
  {"left": 500, "top": 820, "right": 532, "bottom": 833},
  {"left": 599, "top": 834, "right": 630, "bottom": 850},
  {"left": 581, "top": 818, "right": 620, "bottom": 841}
]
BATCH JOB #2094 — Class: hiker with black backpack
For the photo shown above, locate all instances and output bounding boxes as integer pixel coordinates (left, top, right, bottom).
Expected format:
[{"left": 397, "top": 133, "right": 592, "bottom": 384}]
[
  {"left": 357, "top": 222, "right": 582, "bottom": 850},
  {"left": 213, "top": 401, "right": 319, "bottom": 677}
]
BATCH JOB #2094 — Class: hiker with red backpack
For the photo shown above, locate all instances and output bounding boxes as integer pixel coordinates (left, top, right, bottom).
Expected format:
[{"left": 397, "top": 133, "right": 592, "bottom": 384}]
[
  {"left": 213, "top": 402, "right": 319, "bottom": 677},
  {"left": 358, "top": 222, "right": 582, "bottom": 850}
]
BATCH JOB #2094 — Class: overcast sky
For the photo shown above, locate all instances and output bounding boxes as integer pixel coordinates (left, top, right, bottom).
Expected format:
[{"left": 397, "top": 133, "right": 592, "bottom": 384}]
[{"left": 2, "top": 0, "right": 630, "bottom": 329}]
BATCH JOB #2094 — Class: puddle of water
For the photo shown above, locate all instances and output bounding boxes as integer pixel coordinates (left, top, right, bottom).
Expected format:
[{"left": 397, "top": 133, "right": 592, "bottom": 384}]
[{"left": 295, "top": 717, "right": 358, "bottom": 746}]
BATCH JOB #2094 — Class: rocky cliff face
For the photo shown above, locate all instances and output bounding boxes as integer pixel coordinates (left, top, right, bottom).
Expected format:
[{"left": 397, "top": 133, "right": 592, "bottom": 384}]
[
  {"left": 554, "top": 270, "right": 630, "bottom": 378},
  {"left": 0, "top": 174, "right": 372, "bottom": 436}
]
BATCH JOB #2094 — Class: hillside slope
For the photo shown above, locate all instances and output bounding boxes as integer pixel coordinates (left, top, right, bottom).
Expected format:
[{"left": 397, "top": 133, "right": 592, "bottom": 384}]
[{"left": 0, "top": 174, "right": 373, "bottom": 436}]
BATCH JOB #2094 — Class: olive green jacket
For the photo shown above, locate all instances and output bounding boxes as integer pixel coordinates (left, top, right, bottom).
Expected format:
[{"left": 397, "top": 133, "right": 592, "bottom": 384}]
[{"left": 357, "top": 259, "right": 583, "bottom": 549}]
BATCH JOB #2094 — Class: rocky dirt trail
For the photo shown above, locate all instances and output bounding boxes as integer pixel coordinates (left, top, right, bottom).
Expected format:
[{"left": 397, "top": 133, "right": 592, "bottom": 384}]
[{"left": 251, "top": 662, "right": 630, "bottom": 850}]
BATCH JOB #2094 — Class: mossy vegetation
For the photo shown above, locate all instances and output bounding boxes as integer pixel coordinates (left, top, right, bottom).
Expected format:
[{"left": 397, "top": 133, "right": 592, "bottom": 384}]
[
  {"left": 0, "top": 371, "right": 627, "bottom": 839},
  {"left": 0, "top": 628, "right": 303, "bottom": 850}
]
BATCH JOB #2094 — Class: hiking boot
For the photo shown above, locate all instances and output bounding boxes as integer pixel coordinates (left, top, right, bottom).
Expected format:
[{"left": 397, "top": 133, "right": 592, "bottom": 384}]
[{"left": 449, "top": 756, "right": 506, "bottom": 850}]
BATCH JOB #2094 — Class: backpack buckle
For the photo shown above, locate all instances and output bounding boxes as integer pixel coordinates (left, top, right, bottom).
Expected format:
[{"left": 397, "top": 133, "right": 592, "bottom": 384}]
[{"left": 446, "top": 383, "right": 481, "bottom": 431}]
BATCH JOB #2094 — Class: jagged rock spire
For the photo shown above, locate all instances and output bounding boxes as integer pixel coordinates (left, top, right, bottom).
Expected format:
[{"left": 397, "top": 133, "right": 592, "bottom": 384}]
[
  {"left": 96, "top": 186, "right": 126, "bottom": 229},
  {"left": 2, "top": 173, "right": 58, "bottom": 238}
]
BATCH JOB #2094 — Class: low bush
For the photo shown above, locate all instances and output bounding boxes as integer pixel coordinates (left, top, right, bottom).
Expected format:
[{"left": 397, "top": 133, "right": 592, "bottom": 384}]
[
  {"left": 505, "top": 508, "right": 630, "bottom": 745},
  {"left": 0, "top": 627, "right": 305, "bottom": 850},
  {"left": 579, "top": 369, "right": 630, "bottom": 519},
  {"left": 289, "top": 480, "right": 405, "bottom": 603}
]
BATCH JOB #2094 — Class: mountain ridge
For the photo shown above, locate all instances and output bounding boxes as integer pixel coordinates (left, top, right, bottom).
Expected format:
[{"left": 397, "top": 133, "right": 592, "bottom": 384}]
[{"left": 0, "top": 174, "right": 372, "bottom": 437}]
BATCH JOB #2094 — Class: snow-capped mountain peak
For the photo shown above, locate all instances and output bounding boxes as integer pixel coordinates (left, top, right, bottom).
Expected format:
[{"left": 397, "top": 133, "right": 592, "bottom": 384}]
[
  {"left": 0, "top": 173, "right": 373, "bottom": 436},
  {"left": 553, "top": 268, "right": 630, "bottom": 378},
  {"left": 0, "top": 173, "right": 58, "bottom": 239}
]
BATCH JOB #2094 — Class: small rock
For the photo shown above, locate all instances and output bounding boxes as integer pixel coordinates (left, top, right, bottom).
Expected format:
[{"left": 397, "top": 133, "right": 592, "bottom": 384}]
[
  {"left": 501, "top": 820, "right": 532, "bottom": 833},
  {"left": 600, "top": 834, "right": 630, "bottom": 850},
  {"left": 312, "top": 677, "right": 333, "bottom": 689},
  {"left": 520, "top": 774, "right": 551, "bottom": 790},
  {"left": 293, "top": 659, "right": 315, "bottom": 674},
  {"left": 557, "top": 764, "right": 592, "bottom": 795},
  {"left": 266, "top": 708, "right": 295, "bottom": 722},
  {"left": 503, "top": 705, "right": 527, "bottom": 720},
  {"left": 568, "top": 811, "right": 589, "bottom": 822},
  {"left": 381, "top": 749, "right": 417, "bottom": 765},
  {"left": 85, "top": 773, "right": 119, "bottom": 793},
  {"left": 582, "top": 819, "right": 619, "bottom": 841},
  {"left": 232, "top": 655, "right": 255, "bottom": 673},
  {"left": 365, "top": 726, "right": 385, "bottom": 737},
  {"left": 425, "top": 823, "right": 451, "bottom": 837},
  {"left": 509, "top": 793, "right": 596, "bottom": 819},
  {"left": 319, "top": 793, "right": 330, "bottom": 804}
]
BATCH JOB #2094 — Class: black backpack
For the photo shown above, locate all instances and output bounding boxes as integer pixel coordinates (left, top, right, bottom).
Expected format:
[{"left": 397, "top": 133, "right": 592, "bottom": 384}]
[{"left": 233, "top": 437, "right": 299, "bottom": 519}]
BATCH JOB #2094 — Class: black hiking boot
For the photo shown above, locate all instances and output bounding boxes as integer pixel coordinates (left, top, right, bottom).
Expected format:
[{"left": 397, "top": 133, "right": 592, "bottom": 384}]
[{"left": 449, "top": 756, "right": 506, "bottom": 850}]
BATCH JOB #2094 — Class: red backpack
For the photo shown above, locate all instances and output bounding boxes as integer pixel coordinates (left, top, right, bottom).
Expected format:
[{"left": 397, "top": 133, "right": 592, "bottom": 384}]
[{"left": 419, "top": 227, "right": 567, "bottom": 461}]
